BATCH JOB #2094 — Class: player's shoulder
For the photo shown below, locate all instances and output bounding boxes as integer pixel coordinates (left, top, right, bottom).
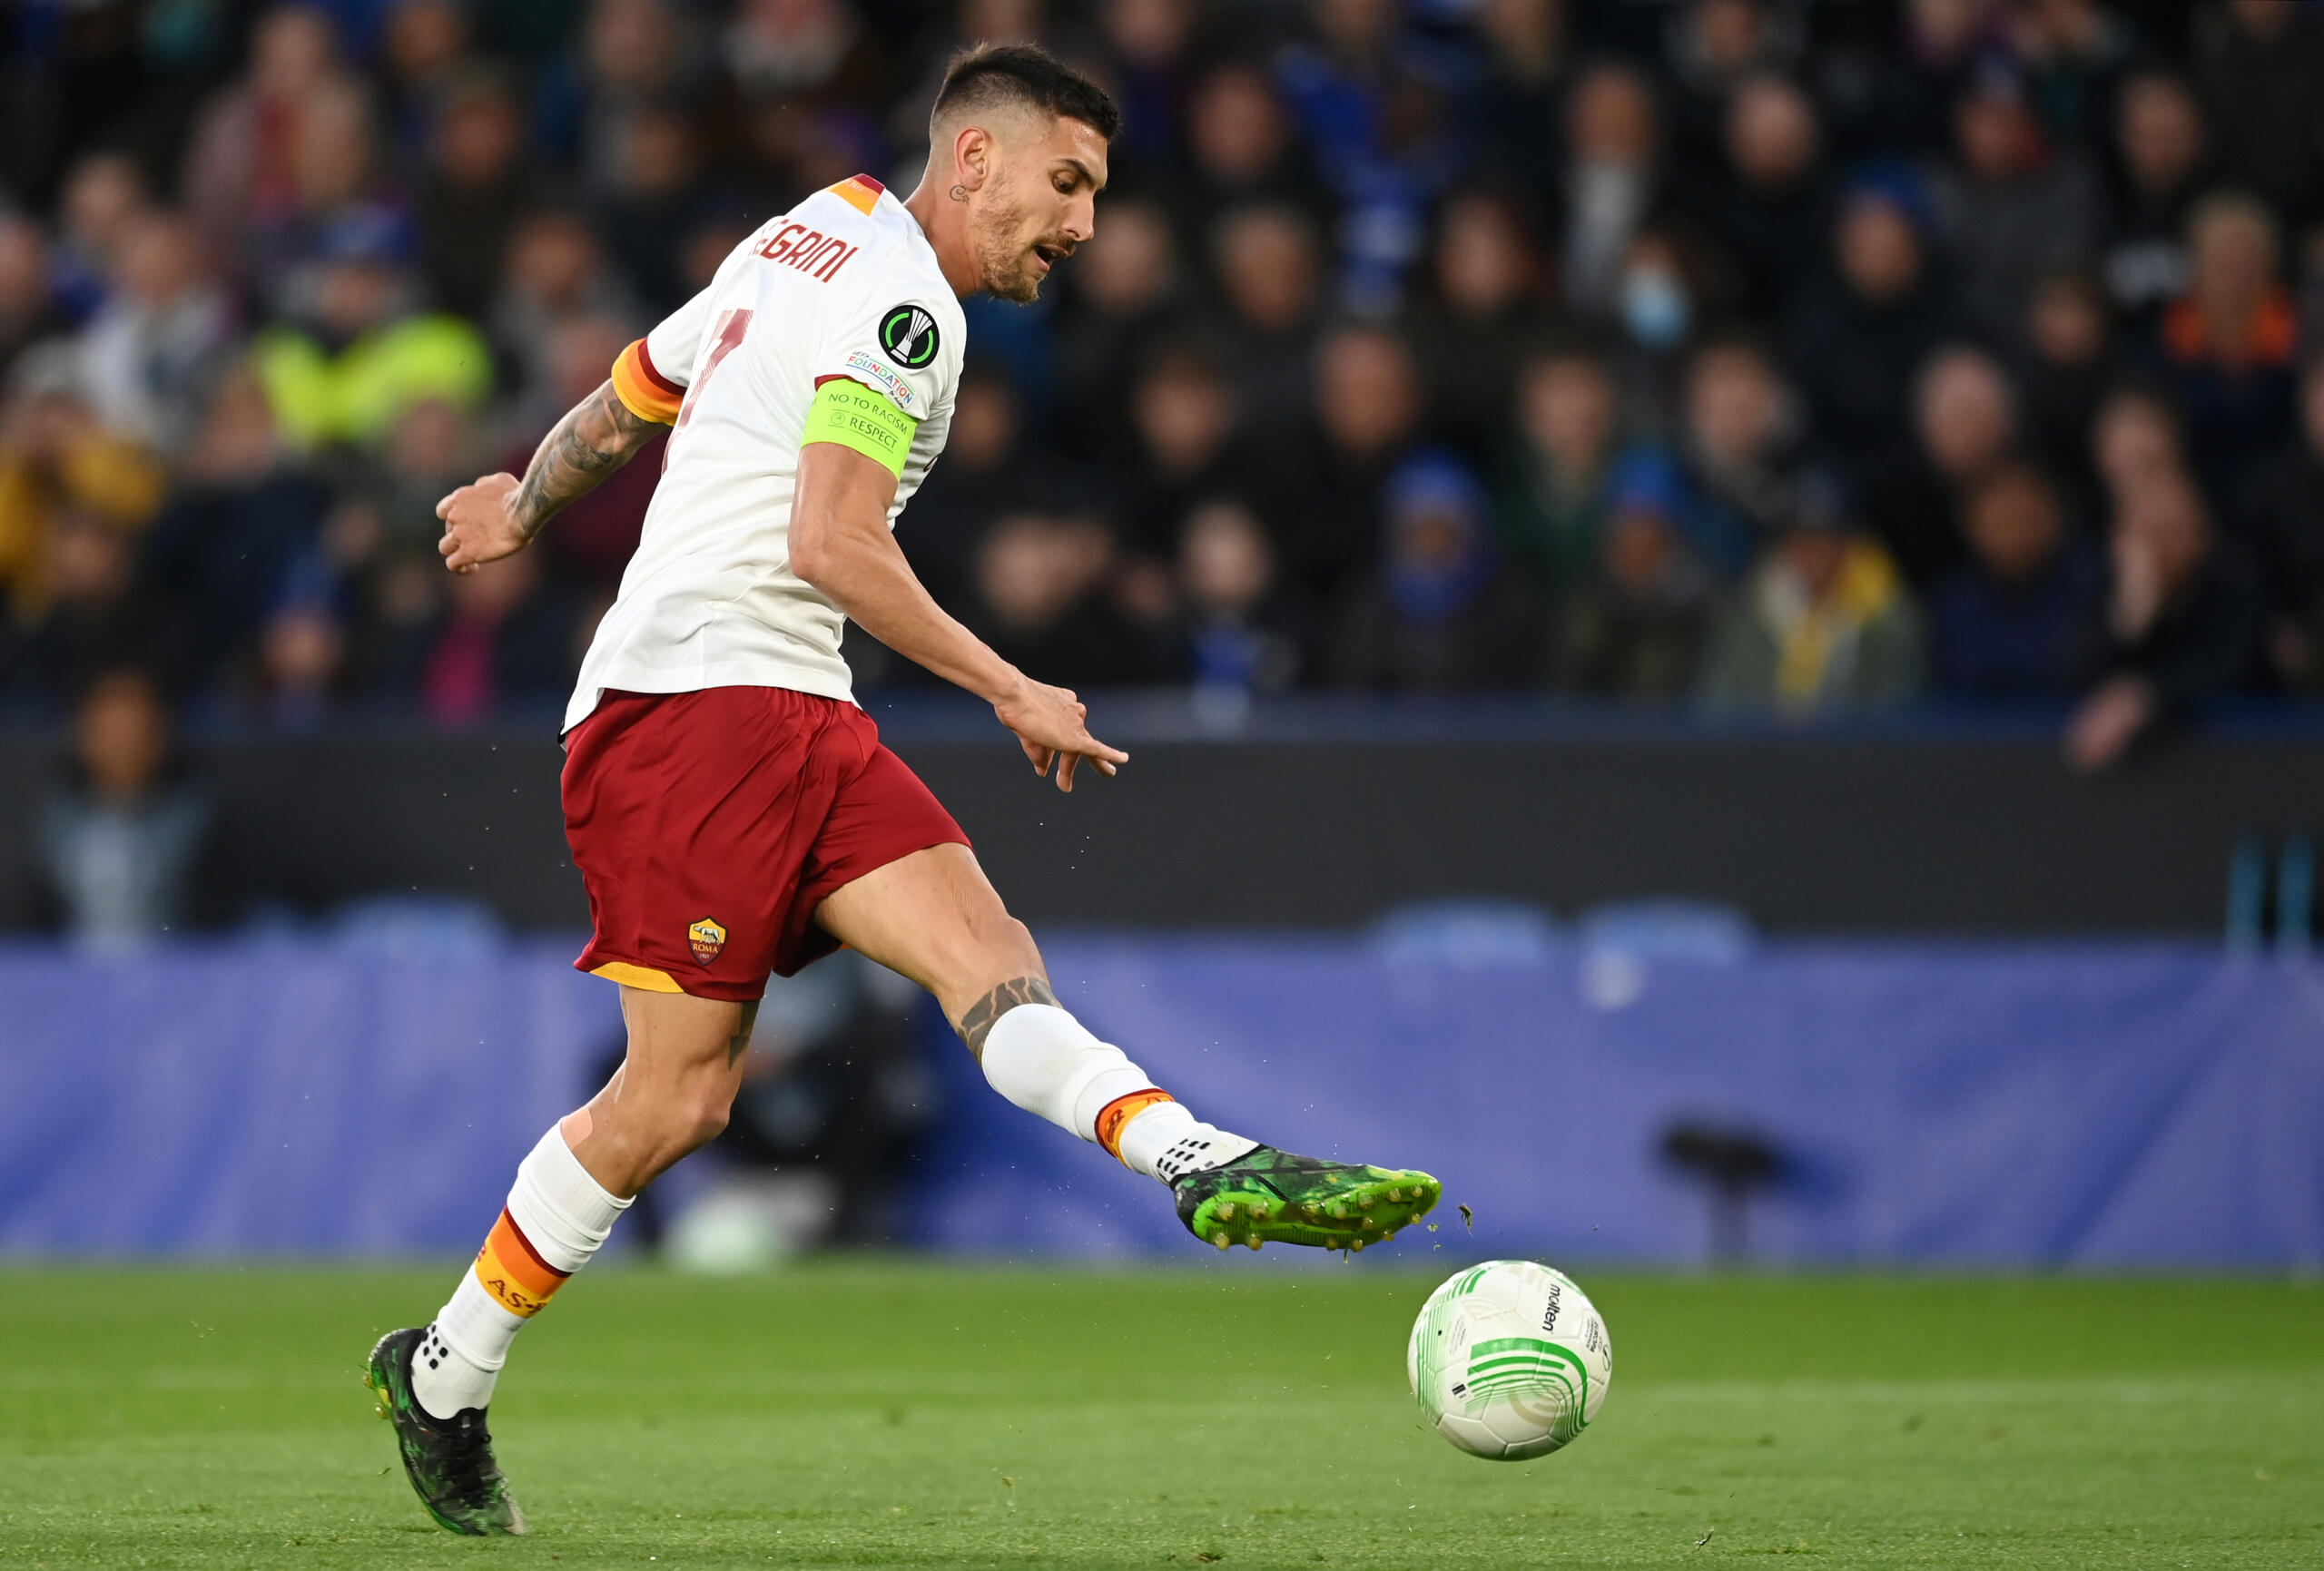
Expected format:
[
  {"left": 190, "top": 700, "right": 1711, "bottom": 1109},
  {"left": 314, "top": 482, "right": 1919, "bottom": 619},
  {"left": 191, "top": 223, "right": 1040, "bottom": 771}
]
[{"left": 832, "top": 183, "right": 960, "bottom": 318}]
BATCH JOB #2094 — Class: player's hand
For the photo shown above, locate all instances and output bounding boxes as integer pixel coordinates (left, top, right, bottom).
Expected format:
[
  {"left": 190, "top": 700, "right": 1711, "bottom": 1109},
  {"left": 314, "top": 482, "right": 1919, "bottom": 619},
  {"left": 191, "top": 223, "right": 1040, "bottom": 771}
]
[
  {"left": 436, "top": 472, "right": 528, "bottom": 574},
  {"left": 993, "top": 673, "right": 1128, "bottom": 793}
]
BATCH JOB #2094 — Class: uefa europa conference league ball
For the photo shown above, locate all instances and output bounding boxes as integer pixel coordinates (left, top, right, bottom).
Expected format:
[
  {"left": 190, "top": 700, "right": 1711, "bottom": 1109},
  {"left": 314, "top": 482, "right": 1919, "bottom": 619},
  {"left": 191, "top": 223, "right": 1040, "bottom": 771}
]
[{"left": 1408, "top": 1261, "right": 1612, "bottom": 1460}]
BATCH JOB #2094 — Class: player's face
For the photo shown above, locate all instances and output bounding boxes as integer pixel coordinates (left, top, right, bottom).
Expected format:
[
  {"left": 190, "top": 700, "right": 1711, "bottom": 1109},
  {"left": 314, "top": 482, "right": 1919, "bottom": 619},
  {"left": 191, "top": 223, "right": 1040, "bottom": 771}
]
[{"left": 974, "top": 115, "right": 1108, "bottom": 304}]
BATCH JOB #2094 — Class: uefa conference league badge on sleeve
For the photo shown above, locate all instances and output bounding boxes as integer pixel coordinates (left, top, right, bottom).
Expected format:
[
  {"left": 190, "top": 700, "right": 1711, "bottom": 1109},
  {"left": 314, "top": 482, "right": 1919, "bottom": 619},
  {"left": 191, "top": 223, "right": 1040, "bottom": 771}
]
[{"left": 878, "top": 304, "right": 941, "bottom": 369}]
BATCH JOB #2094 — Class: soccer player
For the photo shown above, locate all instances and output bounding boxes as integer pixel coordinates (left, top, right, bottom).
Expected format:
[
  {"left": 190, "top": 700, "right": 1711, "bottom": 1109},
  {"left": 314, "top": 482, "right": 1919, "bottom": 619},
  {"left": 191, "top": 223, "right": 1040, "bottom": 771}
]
[{"left": 366, "top": 44, "right": 1439, "bottom": 1537}]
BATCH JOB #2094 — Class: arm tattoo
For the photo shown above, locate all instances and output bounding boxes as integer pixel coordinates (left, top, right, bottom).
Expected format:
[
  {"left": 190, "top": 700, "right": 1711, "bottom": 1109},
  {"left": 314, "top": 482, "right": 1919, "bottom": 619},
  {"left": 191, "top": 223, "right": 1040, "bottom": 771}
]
[
  {"left": 508, "top": 380, "right": 659, "bottom": 541},
  {"left": 956, "top": 975, "right": 1059, "bottom": 1061}
]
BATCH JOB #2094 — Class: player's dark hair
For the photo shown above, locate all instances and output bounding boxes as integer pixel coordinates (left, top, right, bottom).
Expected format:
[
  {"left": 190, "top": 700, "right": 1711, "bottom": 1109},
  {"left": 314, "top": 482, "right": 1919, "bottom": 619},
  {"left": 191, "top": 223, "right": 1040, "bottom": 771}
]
[{"left": 932, "top": 43, "right": 1120, "bottom": 142}]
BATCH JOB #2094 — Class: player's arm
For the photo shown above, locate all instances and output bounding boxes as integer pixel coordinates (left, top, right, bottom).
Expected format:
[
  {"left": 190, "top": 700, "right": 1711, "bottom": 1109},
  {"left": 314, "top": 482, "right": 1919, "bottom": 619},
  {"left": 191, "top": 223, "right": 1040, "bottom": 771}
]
[
  {"left": 789, "top": 388, "right": 1126, "bottom": 792},
  {"left": 436, "top": 379, "right": 661, "bottom": 573}
]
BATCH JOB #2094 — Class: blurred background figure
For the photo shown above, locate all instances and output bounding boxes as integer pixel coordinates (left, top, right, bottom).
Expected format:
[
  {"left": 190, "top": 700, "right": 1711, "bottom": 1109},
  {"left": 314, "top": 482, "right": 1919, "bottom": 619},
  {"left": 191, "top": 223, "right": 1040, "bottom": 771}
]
[
  {"left": 1699, "top": 470, "right": 1922, "bottom": 715},
  {"left": 2065, "top": 469, "right": 2261, "bottom": 771},
  {"left": 1929, "top": 462, "right": 2102, "bottom": 702},
  {"left": 34, "top": 668, "right": 212, "bottom": 948},
  {"left": 1328, "top": 450, "right": 1548, "bottom": 692}
]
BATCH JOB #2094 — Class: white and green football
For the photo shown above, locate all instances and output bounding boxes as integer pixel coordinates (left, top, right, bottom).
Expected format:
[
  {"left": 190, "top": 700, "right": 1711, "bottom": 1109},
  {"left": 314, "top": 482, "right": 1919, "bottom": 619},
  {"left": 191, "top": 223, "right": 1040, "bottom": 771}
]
[{"left": 1407, "top": 1260, "right": 1612, "bottom": 1460}]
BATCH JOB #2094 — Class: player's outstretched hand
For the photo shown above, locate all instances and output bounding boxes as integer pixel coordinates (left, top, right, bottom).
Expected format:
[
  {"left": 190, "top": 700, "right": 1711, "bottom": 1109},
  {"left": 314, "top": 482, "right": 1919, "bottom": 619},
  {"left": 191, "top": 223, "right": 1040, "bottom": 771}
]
[
  {"left": 437, "top": 473, "right": 528, "bottom": 574},
  {"left": 993, "top": 674, "right": 1128, "bottom": 793}
]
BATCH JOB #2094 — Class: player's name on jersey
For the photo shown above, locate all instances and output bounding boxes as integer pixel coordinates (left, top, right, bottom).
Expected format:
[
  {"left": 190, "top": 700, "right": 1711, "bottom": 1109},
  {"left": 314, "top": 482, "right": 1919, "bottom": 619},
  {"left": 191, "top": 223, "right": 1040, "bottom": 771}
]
[{"left": 757, "top": 222, "right": 861, "bottom": 284}]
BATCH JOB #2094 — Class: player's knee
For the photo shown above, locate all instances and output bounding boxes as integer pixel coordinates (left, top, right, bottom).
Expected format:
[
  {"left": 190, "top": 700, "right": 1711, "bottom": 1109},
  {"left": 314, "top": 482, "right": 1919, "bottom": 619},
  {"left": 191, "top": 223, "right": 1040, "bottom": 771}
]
[
  {"left": 677, "top": 1082, "right": 732, "bottom": 1150},
  {"left": 976, "top": 911, "right": 1039, "bottom": 973}
]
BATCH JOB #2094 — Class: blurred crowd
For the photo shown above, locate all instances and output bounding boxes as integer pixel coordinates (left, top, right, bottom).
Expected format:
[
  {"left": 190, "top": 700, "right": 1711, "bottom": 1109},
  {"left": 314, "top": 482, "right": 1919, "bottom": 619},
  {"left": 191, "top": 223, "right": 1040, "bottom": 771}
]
[{"left": 4, "top": 0, "right": 2323, "bottom": 770}]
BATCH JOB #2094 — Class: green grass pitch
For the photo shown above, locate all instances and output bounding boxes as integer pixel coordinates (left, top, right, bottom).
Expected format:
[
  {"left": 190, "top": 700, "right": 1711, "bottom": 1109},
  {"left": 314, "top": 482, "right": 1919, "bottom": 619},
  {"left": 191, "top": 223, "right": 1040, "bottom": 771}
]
[{"left": 1, "top": 1263, "right": 2317, "bottom": 1568}]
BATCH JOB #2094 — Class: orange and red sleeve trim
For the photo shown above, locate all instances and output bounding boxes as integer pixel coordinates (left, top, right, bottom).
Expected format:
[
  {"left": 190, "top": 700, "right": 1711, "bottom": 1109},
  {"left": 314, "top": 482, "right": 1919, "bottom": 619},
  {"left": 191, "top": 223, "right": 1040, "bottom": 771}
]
[
  {"left": 610, "top": 338, "right": 685, "bottom": 425},
  {"left": 472, "top": 1207, "right": 571, "bottom": 1319}
]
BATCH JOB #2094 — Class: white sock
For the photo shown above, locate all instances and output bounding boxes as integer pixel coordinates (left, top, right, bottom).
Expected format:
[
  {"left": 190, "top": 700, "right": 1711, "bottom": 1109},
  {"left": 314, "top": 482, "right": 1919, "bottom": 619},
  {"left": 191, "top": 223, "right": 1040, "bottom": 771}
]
[
  {"left": 412, "top": 1120, "right": 630, "bottom": 1420},
  {"left": 979, "top": 1004, "right": 1256, "bottom": 1183},
  {"left": 1114, "top": 1099, "right": 1257, "bottom": 1183}
]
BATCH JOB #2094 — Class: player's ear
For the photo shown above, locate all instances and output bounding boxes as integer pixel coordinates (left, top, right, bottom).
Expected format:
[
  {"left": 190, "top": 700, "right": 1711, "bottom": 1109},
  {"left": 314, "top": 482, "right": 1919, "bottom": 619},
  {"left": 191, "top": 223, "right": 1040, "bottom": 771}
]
[{"left": 954, "top": 124, "right": 994, "bottom": 194}]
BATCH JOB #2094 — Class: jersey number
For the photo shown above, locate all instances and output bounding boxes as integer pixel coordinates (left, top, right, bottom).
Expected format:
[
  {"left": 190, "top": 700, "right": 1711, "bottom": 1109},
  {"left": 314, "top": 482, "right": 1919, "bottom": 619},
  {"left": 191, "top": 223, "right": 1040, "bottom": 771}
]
[{"left": 674, "top": 309, "right": 754, "bottom": 434}]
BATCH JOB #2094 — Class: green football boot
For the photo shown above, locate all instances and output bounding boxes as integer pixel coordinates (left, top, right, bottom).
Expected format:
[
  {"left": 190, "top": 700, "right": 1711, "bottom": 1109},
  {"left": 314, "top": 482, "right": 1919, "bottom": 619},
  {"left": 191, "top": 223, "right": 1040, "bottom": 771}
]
[
  {"left": 1173, "top": 1146, "right": 1441, "bottom": 1252},
  {"left": 365, "top": 1328, "right": 526, "bottom": 1537}
]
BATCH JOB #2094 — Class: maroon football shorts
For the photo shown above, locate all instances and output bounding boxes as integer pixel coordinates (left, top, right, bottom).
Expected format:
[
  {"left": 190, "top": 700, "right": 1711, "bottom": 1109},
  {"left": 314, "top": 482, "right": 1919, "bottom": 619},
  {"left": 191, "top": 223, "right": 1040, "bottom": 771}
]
[{"left": 562, "top": 685, "right": 970, "bottom": 1002}]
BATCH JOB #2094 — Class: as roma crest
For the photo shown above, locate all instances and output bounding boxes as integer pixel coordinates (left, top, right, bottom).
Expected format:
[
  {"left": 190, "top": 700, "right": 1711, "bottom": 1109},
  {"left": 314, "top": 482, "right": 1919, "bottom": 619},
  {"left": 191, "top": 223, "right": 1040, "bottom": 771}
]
[{"left": 687, "top": 918, "right": 727, "bottom": 967}]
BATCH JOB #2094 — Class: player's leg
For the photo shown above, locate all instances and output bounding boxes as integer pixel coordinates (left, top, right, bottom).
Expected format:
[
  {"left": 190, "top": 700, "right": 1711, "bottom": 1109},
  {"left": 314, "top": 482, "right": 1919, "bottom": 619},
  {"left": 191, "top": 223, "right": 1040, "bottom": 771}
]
[
  {"left": 369, "top": 985, "right": 753, "bottom": 1536},
  {"left": 812, "top": 843, "right": 1441, "bottom": 1250}
]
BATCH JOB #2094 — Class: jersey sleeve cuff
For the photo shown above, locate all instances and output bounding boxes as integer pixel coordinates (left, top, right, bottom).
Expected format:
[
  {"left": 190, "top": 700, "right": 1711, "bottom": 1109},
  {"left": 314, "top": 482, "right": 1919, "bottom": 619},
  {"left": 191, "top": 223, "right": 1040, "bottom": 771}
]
[{"left": 610, "top": 339, "right": 684, "bottom": 424}]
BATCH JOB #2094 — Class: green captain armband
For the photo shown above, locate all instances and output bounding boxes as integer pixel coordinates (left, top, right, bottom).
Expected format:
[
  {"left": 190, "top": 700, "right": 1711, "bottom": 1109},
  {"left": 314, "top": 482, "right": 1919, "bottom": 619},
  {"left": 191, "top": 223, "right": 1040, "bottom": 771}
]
[{"left": 802, "top": 377, "right": 920, "bottom": 477}]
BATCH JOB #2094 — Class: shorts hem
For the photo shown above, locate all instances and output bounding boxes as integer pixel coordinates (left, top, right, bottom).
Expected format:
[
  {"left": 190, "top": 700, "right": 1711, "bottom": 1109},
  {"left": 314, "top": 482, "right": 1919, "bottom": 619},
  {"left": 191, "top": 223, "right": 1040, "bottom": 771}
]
[{"left": 578, "top": 955, "right": 767, "bottom": 1004}]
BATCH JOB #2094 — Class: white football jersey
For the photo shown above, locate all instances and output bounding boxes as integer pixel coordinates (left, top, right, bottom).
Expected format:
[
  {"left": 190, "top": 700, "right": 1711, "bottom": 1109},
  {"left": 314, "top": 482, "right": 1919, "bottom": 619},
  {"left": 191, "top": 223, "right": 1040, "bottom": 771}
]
[{"left": 564, "top": 173, "right": 965, "bottom": 731}]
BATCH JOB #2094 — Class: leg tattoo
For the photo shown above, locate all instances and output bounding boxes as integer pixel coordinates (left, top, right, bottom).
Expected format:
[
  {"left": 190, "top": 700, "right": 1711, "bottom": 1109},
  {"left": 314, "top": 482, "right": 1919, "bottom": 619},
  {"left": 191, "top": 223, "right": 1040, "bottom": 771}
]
[
  {"left": 726, "top": 1002, "right": 761, "bottom": 1070},
  {"left": 956, "top": 976, "right": 1059, "bottom": 1061}
]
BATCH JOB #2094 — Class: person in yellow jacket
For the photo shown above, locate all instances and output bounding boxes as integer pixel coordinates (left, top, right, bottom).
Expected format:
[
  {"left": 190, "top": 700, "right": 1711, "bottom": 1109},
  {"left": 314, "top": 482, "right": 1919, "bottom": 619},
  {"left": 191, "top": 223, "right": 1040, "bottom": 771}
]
[
  {"left": 251, "top": 223, "right": 491, "bottom": 450},
  {"left": 1699, "top": 467, "right": 1924, "bottom": 714},
  {"left": 0, "top": 351, "right": 169, "bottom": 619}
]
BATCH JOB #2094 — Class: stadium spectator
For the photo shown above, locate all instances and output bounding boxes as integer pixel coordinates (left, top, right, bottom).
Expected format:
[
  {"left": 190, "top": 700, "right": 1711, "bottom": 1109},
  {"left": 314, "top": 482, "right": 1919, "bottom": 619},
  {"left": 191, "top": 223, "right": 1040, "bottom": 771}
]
[
  {"left": 1699, "top": 469, "right": 1922, "bottom": 715},
  {"left": 1285, "top": 322, "right": 1424, "bottom": 598},
  {"left": 1678, "top": 336, "right": 1797, "bottom": 579},
  {"left": 488, "top": 212, "right": 643, "bottom": 429},
  {"left": 2065, "top": 470, "right": 2264, "bottom": 771},
  {"left": 33, "top": 669, "right": 212, "bottom": 948},
  {"left": 1050, "top": 198, "right": 1183, "bottom": 467},
  {"left": 2233, "top": 355, "right": 2324, "bottom": 692},
  {"left": 2191, "top": 0, "right": 2324, "bottom": 226},
  {"left": 2101, "top": 68, "right": 2208, "bottom": 335},
  {"left": 2155, "top": 191, "right": 2299, "bottom": 506},
  {"left": 2014, "top": 270, "right": 2116, "bottom": 509},
  {"left": 0, "top": 219, "right": 71, "bottom": 373},
  {"left": 1706, "top": 73, "right": 1828, "bottom": 326},
  {"left": 1495, "top": 340, "right": 1623, "bottom": 600},
  {"left": 1207, "top": 203, "right": 1324, "bottom": 451},
  {"left": 379, "top": 0, "right": 477, "bottom": 160},
  {"left": 249, "top": 219, "right": 492, "bottom": 450},
  {"left": 2008, "top": 0, "right": 2137, "bottom": 154},
  {"left": 416, "top": 69, "right": 547, "bottom": 322},
  {"left": 564, "top": 0, "right": 703, "bottom": 195},
  {"left": 139, "top": 368, "right": 333, "bottom": 672},
  {"left": 1327, "top": 451, "right": 1549, "bottom": 692},
  {"left": 395, "top": 545, "right": 577, "bottom": 726},
  {"left": 1177, "top": 498, "right": 1306, "bottom": 697},
  {"left": 1785, "top": 173, "right": 1947, "bottom": 466},
  {"left": 1937, "top": 63, "right": 2100, "bottom": 340},
  {"left": 1554, "top": 447, "right": 1715, "bottom": 699},
  {"left": 1862, "top": 343, "right": 2022, "bottom": 589},
  {"left": 1929, "top": 463, "right": 2102, "bottom": 702},
  {"left": 964, "top": 512, "right": 1167, "bottom": 688},
  {"left": 74, "top": 214, "right": 234, "bottom": 461},
  {"left": 1471, "top": 0, "right": 1569, "bottom": 197},
  {"left": 1172, "top": 60, "right": 1327, "bottom": 244},
  {"left": 1409, "top": 187, "right": 1556, "bottom": 467},
  {"left": 52, "top": 152, "right": 154, "bottom": 321},
  {"left": 0, "top": 367, "right": 168, "bottom": 622},
  {"left": 1114, "top": 349, "right": 1252, "bottom": 565},
  {"left": 2, "top": 507, "right": 196, "bottom": 708},
  {"left": 1558, "top": 62, "right": 1668, "bottom": 316},
  {"left": 183, "top": 5, "right": 353, "bottom": 272},
  {"left": 2090, "top": 380, "right": 2188, "bottom": 506},
  {"left": 1660, "top": 0, "right": 1802, "bottom": 172}
]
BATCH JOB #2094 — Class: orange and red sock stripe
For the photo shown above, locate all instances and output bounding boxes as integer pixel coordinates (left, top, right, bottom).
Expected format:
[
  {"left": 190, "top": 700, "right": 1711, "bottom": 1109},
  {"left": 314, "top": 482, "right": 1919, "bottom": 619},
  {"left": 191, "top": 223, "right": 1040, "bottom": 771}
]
[
  {"left": 1095, "top": 1088, "right": 1177, "bottom": 1164},
  {"left": 471, "top": 1207, "right": 570, "bottom": 1319}
]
